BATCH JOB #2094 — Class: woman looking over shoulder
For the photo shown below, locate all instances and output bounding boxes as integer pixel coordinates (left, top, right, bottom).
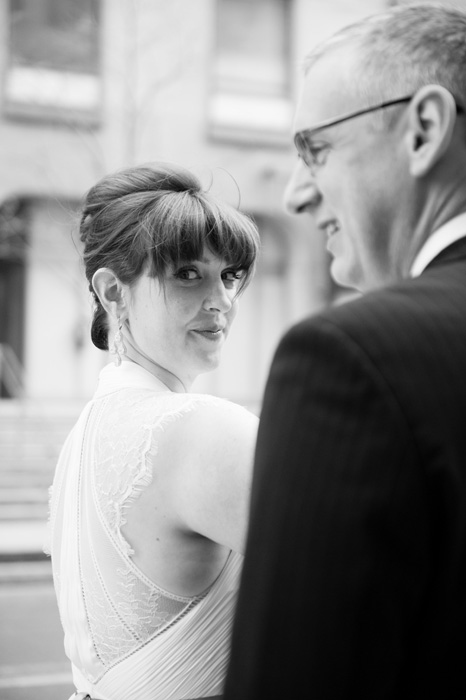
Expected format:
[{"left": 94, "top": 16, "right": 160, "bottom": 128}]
[{"left": 47, "top": 163, "right": 260, "bottom": 700}]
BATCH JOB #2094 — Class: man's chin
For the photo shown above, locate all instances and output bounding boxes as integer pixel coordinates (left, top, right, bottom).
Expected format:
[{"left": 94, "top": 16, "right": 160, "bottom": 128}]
[{"left": 329, "top": 260, "right": 365, "bottom": 298}]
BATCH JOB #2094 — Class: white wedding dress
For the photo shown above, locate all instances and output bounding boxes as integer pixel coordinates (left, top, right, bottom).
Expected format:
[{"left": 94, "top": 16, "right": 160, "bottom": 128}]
[{"left": 47, "top": 362, "right": 243, "bottom": 700}]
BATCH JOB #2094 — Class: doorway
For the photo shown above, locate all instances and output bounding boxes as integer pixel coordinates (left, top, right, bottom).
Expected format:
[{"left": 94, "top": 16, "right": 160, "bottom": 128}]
[{"left": 0, "top": 199, "right": 27, "bottom": 397}]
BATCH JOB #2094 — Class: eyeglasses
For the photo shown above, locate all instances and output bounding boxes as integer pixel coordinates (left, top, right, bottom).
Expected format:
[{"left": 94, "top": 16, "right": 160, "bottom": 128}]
[{"left": 295, "top": 95, "right": 464, "bottom": 173}]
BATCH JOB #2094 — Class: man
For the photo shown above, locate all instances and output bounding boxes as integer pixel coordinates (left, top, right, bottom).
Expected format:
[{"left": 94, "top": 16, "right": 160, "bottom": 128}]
[{"left": 224, "top": 5, "right": 466, "bottom": 699}]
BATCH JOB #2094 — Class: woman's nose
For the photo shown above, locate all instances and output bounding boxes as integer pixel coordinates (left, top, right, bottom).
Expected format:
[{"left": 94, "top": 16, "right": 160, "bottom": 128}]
[
  {"left": 284, "top": 158, "right": 322, "bottom": 215},
  {"left": 203, "top": 280, "right": 233, "bottom": 313}
]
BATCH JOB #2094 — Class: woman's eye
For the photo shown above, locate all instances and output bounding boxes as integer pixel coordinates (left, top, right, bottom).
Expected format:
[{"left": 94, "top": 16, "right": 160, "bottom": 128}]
[
  {"left": 174, "top": 268, "right": 200, "bottom": 281},
  {"left": 223, "top": 269, "right": 245, "bottom": 285}
]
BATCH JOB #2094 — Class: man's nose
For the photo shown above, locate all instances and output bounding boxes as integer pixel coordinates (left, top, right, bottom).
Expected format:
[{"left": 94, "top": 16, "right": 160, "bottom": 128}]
[{"left": 284, "top": 158, "right": 322, "bottom": 215}]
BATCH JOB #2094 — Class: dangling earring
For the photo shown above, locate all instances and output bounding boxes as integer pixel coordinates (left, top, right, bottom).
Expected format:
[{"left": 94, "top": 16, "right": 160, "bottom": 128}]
[{"left": 110, "top": 317, "right": 127, "bottom": 366}]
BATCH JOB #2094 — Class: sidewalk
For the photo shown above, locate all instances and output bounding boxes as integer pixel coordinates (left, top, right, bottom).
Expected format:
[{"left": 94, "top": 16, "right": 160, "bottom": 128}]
[{"left": 0, "top": 521, "right": 51, "bottom": 584}]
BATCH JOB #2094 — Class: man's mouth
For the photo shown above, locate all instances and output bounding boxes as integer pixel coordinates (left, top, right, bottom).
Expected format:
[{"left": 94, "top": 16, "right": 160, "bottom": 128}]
[{"left": 320, "top": 220, "right": 340, "bottom": 238}]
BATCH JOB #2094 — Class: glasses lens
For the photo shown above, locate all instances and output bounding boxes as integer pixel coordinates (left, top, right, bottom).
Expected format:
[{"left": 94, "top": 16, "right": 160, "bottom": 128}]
[{"left": 294, "top": 132, "right": 310, "bottom": 168}]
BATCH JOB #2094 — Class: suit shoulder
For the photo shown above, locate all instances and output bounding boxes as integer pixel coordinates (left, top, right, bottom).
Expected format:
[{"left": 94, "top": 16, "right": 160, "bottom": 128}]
[{"left": 285, "top": 270, "right": 466, "bottom": 350}]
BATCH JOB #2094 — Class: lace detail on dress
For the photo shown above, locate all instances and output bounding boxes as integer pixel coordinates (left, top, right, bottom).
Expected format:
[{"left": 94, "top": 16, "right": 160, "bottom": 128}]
[
  {"left": 93, "top": 393, "right": 155, "bottom": 557},
  {"left": 79, "top": 388, "right": 222, "bottom": 676},
  {"left": 93, "top": 390, "right": 216, "bottom": 555}
]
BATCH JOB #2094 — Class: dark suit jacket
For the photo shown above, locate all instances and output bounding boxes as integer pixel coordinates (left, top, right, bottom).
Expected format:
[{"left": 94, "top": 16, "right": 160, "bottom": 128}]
[{"left": 224, "top": 238, "right": 466, "bottom": 699}]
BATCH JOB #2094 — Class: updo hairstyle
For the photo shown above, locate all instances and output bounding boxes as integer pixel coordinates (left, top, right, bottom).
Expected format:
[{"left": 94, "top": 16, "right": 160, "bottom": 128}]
[{"left": 79, "top": 162, "right": 260, "bottom": 351}]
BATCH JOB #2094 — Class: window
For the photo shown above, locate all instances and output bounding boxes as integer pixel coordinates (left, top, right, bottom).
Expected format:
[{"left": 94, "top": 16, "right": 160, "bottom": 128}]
[
  {"left": 5, "top": 0, "right": 100, "bottom": 123},
  {"left": 209, "top": 0, "right": 292, "bottom": 143}
]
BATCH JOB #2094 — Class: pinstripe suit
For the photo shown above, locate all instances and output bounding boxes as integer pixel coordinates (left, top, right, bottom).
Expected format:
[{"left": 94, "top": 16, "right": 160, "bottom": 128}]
[{"left": 224, "top": 236, "right": 466, "bottom": 699}]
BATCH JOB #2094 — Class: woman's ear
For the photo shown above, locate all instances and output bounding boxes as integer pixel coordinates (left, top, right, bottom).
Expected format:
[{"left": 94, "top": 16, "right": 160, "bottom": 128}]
[
  {"left": 406, "top": 85, "right": 458, "bottom": 177},
  {"left": 92, "top": 268, "right": 126, "bottom": 319}
]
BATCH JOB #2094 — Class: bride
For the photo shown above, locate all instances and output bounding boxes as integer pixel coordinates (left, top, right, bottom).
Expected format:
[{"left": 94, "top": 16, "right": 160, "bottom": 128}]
[{"left": 47, "top": 162, "right": 260, "bottom": 700}]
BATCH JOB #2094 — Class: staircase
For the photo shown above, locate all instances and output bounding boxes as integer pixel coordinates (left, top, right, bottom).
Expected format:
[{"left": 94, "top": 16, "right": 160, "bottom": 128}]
[{"left": 0, "top": 399, "right": 83, "bottom": 580}]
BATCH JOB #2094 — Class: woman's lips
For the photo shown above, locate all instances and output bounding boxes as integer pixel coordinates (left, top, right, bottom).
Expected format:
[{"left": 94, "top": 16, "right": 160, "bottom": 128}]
[{"left": 192, "top": 328, "right": 224, "bottom": 340}]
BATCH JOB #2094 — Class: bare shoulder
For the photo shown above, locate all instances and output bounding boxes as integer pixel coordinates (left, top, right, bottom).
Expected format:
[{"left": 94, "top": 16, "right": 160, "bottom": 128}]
[
  {"left": 186, "top": 394, "right": 258, "bottom": 439},
  {"left": 159, "top": 394, "right": 259, "bottom": 551},
  {"left": 156, "top": 394, "right": 258, "bottom": 457}
]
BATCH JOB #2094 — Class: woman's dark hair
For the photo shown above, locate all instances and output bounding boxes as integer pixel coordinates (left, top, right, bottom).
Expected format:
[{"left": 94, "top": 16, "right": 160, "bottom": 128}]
[{"left": 79, "top": 162, "right": 260, "bottom": 350}]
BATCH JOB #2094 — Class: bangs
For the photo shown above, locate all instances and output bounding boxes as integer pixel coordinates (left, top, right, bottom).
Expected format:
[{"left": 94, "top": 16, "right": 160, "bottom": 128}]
[{"left": 142, "top": 190, "right": 259, "bottom": 290}]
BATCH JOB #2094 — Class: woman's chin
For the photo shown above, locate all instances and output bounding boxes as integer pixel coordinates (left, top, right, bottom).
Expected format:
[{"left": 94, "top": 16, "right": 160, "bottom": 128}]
[{"left": 196, "top": 352, "right": 223, "bottom": 377}]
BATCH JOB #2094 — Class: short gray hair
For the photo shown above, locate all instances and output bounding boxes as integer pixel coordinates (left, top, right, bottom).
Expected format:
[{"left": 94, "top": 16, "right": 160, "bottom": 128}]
[{"left": 303, "top": 4, "right": 466, "bottom": 108}]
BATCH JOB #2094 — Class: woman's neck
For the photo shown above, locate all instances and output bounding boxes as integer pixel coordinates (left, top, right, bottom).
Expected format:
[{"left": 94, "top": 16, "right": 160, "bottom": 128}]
[{"left": 119, "top": 327, "right": 188, "bottom": 393}]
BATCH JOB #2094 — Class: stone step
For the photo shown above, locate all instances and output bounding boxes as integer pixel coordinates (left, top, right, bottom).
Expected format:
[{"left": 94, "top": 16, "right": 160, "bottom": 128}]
[
  {"left": 0, "top": 446, "right": 66, "bottom": 457},
  {"left": 0, "top": 401, "right": 81, "bottom": 467},
  {"left": 0, "top": 473, "right": 53, "bottom": 486},
  {"left": 0, "top": 486, "right": 52, "bottom": 501},
  {"left": 0, "top": 461, "right": 58, "bottom": 472},
  {"left": 0, "top": 503, "right": 48, "bottom": 520},
  {"left": 0, "top": 420, "right": 73, "bottom": 429},
  {"left": 0, "top": 398, "right": 84, "bottom": 413},
  {"left": 0, "top": 559, "right": 52, "bottom": 583},
  {"left": 0, "top": 442, "right": 64, "bottom": 455},
  {"left": 0, "top": 487, "right": 49, "bottom": 504},
  {"left": 0, "top": 519, "right": 48, "bottom": 556},
  {"left": 0, "top": 460, "right": 58, "bottom": 474},
  {"left": 0, "top": 406, "right": 72, "bottom": 532},
  {"left": 0, "top": 434, "right": 67, "bottom": 446}
]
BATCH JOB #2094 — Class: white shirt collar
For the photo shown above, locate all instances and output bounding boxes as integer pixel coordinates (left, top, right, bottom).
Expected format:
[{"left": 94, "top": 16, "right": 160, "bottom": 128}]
[{"left": 410, "top": 212, "right": 466, "bottom": 278}]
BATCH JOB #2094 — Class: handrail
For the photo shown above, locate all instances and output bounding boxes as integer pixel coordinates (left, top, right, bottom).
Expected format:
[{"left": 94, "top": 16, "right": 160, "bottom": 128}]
[{"left": 0, "top": 343, "right": 25, "bottom": 398}]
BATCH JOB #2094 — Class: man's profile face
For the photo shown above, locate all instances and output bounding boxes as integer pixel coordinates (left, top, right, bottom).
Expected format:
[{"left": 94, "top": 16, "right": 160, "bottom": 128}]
[{"left": 293, "top": 47, "right": 410, "bottom": 292}]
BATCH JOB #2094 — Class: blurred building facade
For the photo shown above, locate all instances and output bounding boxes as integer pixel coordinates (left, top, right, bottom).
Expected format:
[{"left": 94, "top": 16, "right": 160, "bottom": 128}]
[{"left": 0, "top": 0, "right": 462, "bottom": 407}]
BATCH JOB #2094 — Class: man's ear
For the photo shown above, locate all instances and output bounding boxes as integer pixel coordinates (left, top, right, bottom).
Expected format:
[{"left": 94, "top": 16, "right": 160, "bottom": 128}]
[
  {"left": 91, "top": 268, "right": 126, "bottom": 319},
  {"left": 406, "top": 85, "right": 458, "bottom": 178}
]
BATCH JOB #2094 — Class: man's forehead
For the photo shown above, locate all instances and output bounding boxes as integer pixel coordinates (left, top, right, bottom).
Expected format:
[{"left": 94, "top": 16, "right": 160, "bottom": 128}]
[{"left": 293, "top": 48, "right": 360, "bottom": 134}]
